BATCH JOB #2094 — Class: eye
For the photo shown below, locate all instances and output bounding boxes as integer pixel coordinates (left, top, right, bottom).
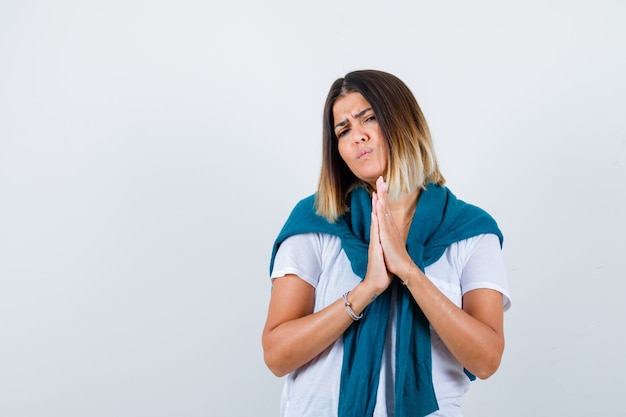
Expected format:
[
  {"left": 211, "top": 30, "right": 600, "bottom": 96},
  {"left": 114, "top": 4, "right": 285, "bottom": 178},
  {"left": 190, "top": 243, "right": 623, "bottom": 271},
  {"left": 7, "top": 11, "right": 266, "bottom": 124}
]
[
  {"left": 336, "top": 128, "right": 349, "bottom": 139},
  {"left": 364, "top": 115, "right": 376, "bottom": 123}
]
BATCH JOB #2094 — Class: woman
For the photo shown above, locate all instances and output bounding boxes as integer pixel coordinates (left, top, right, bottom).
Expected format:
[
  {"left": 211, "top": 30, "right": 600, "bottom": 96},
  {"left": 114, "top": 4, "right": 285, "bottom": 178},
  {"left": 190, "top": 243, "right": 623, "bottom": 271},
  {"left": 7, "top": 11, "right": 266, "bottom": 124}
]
[{"left": 262, "top": 70, "right": 511, "bottom": 417}]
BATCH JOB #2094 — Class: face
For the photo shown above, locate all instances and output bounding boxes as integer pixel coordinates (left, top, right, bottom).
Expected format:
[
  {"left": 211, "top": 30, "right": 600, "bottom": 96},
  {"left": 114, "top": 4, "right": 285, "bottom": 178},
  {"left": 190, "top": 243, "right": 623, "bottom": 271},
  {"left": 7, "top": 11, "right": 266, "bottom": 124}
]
[{"left": 333, "top": 92, "right": 387, "bottom": 187}]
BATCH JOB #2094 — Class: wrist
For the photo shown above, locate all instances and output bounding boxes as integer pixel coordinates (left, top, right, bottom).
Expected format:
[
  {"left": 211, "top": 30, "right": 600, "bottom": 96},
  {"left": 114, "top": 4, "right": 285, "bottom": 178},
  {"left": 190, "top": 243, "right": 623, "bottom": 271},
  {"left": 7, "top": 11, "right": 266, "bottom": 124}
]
[
  {"left": 360, "top": 279, "right": 386, "bottom": 301},
  {"left": 342, "top": 291, "right": 363, "bottom": 321},
  {"left": 348, "top": 281, "right": 381, "bottom": 313},
  {"left": 400, "top": 260, "right": 416, "bottom": 286}
]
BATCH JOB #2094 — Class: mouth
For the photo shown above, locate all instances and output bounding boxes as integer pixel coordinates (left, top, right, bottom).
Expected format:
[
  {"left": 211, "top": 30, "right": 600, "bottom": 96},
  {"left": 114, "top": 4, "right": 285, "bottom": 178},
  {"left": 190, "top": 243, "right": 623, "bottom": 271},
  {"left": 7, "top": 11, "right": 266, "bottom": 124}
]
[{"left": 357, "top": 148, "right": 373, "bottom": 159}]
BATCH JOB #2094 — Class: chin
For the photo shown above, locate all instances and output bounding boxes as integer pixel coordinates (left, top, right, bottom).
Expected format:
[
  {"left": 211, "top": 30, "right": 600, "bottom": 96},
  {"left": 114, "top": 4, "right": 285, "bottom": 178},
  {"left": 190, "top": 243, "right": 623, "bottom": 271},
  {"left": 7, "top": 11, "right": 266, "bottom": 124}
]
[{"left": 360, "top": 178, "right": 379, "bottom": 190}]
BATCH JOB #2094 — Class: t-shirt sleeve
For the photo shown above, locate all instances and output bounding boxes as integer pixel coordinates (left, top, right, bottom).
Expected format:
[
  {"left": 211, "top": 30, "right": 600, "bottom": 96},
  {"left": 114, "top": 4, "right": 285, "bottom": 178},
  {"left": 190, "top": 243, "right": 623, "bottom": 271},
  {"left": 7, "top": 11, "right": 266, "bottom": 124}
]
[
  {"left": 460, "top": 233, "right": 512, "bottom": 311},
  {"left": 270, "top": 233, "right": 323, "bottom": 288}
]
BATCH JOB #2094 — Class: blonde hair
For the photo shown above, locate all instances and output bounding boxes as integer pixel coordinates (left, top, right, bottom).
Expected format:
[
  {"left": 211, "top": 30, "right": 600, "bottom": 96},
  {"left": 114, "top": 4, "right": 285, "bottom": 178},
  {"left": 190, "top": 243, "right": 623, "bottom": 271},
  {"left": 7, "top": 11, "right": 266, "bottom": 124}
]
[{"left": 316, "top": 70, "right": 444, "bottom": 222}]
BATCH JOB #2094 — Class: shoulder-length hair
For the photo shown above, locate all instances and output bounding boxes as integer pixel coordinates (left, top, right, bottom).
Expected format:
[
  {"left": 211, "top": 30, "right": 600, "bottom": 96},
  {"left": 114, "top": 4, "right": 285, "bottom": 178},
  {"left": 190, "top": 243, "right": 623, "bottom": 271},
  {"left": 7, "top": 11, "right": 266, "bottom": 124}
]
[{"left": 315, "top": 69, "right": 445, "bottom": 222}]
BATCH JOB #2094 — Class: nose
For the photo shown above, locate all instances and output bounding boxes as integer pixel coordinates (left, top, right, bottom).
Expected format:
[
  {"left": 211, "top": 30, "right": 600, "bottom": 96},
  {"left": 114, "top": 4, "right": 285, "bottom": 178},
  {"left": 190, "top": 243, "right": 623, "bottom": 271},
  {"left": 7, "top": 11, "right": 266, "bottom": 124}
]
[{"left": 352, "top": 125, "right": 368, "bottom": 142}]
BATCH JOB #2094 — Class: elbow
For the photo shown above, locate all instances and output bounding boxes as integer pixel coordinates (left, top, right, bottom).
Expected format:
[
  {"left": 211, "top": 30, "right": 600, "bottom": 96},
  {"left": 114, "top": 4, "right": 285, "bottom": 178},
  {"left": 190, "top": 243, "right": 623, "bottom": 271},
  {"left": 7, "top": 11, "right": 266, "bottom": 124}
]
[
  {"left": 263, "top": 350, "right": 290, "bottom": 378},
  {"left": 263, "top": 350, "right": 292, "bottom": 378},
  {"left": 470, "top": 347, "right": 504, "bottom": 380},
  {"left": 472, "top": 361, "right": 501, "bottom": 380},
  {"left": 262, "top": 336, "right": 292, "bottom": 377}
]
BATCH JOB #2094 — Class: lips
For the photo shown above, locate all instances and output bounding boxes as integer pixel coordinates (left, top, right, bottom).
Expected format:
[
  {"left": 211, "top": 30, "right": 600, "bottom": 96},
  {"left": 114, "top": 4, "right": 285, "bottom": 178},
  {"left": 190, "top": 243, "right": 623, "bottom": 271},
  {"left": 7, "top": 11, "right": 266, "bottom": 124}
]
[{"left": 357, "top": 148, "right": 373, "bottom": 159}]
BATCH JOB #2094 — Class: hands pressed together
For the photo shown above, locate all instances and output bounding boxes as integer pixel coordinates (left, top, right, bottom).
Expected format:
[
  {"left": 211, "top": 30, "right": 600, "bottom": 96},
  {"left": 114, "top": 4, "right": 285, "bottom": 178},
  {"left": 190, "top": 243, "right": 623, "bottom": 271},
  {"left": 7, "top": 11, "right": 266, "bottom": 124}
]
[{"left": 364, "top": 176, "right": 416, "bottom": 297}]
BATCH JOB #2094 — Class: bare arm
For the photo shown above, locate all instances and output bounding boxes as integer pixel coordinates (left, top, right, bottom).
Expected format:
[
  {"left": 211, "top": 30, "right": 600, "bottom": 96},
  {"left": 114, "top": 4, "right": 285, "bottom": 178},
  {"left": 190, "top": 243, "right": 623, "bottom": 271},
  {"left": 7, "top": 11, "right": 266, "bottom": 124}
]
[
  {"left": 402, "top": 271, "right": 504, "bottom": 379},
  {"left": 261, "top": 275, "right": 354, "bottom": 377}
]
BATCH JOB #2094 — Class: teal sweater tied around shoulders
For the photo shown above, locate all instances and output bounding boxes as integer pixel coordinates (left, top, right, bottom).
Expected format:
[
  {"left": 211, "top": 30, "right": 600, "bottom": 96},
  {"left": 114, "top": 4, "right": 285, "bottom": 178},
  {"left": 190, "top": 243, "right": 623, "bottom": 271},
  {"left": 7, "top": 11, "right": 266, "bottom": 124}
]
[{"left": 269, "top": 184, "right": 503, "bottom": 417}]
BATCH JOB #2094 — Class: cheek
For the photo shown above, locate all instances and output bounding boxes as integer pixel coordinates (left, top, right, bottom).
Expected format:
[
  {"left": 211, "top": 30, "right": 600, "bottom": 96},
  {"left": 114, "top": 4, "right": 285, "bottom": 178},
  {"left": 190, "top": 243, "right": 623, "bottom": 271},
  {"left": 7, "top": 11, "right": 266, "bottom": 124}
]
[
  {"left": 378, "top": 152, "right": 388, "bottom": 168},
  {"left": 337, "top": 141, "right": 350, "bottom": 163},
  {"left": 377, "top": 136, "right": 388, "bottom": 168}
]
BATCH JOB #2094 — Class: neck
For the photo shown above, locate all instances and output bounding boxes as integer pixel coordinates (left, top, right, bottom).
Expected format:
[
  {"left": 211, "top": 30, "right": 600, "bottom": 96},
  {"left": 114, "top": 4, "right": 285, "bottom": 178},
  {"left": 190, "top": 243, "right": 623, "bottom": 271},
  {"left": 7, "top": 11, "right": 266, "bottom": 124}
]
[{"left": 388, "top": 188, "right": 421, "bottom": 233}]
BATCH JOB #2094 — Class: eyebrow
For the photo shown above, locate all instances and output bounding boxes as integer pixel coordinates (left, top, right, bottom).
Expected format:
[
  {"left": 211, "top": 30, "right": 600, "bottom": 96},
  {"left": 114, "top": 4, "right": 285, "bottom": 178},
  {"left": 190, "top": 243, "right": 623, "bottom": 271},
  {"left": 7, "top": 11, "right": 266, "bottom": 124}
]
[{"left": 334, "top": 107, "right": 373, "bottom": 130}]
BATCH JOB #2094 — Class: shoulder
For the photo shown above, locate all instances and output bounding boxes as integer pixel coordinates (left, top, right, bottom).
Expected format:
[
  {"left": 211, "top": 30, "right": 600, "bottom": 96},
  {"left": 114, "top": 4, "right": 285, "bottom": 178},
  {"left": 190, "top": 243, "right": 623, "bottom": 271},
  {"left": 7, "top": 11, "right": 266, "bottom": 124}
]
[
  {"left": 278, "top": 232, "right": 341, "bottom": 253},
  {"left": 442, "top": 233, "right": 503, "bottom": 273},
  {"left": 455, "top": 234, "right": 511, "bottom": 310},
  {"left": 438, "top": 185, "right": 504, "bottom": 247},
  {"left": 454, "top": 233, "right": 502, "bottom": 254},
  {"left": 270, "top": 193, "right": 345, "bottom": 275},
  {"left": 271, "top": 232, "right": 344, "bottom": 286},
  {"left": 428, "top": 233, "right": 510, "bottom": 309},
  {"left": 281, "top": 193, "right": 338, "bottom": 234},
  {"left": 276, "top": 193, "right": 349, "bottom": 245}
]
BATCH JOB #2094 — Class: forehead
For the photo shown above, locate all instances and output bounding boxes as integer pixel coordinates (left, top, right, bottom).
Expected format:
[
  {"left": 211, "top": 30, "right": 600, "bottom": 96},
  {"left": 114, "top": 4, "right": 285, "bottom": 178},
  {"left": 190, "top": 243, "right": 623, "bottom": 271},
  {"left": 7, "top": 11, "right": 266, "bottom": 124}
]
[{"left": 332, "top": 92, "right": 371, "bottom": 119}]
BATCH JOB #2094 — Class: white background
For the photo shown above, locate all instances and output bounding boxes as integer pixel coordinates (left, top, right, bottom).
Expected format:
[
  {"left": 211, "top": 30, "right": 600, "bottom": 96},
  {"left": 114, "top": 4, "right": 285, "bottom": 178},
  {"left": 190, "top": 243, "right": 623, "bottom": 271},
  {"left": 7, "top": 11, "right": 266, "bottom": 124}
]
[{"left": 1, "top": 1, "right": 625, "bottom": 416}]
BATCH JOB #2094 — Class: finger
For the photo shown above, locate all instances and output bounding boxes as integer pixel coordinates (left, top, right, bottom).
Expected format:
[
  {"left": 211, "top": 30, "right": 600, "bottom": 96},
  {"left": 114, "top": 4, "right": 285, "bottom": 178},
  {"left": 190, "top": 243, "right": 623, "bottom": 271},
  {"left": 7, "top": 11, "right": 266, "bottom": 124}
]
[
  {"left": 375, "top": 177, "right": 391, "bottom": 220},
  {"left": 376, "top": 176, "right": 388, "bottom": 198},
  {"left": 371, "top": 192, "right": 377, "bottom": 214},
  {"left": 377, "top": 197, "right": 392, "bottom": 228},
  {"left": 373, "top": 191, "right": 390, "bottom": 228},
  {"left": 370, "top": 204, "right": 380, "bottom": 244}
]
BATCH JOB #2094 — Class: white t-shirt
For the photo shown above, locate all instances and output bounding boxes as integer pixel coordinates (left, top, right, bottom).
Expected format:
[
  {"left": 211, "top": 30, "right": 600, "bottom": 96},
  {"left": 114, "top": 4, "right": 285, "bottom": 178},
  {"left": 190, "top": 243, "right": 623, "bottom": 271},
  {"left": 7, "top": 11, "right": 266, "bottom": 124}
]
[{"left": 270, "top": 232, "right": 511, "bottom": 417}]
